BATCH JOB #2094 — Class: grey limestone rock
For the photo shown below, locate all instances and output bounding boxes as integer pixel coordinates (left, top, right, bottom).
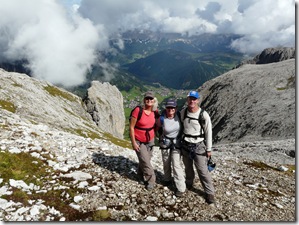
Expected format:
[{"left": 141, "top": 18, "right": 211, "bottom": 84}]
[{"left": 83, "top": 81, "right": 125, "bottom": 139}]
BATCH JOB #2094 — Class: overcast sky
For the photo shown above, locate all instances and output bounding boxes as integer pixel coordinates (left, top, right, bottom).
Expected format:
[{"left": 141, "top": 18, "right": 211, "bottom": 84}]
[{"left": 0, "top": 0, "right": 295, "bottom": 87}]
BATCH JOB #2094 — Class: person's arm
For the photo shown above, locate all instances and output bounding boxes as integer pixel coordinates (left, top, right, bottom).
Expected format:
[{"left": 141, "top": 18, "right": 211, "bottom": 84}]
[
  {"left": 129, "top": 117, "right": 140, "bottom": 151},
  {"left": 204, "top": 111, "right": 213, "bottom": 157},
  {"left": 155, "top": 115, "right": 163, "bottom": 140}
]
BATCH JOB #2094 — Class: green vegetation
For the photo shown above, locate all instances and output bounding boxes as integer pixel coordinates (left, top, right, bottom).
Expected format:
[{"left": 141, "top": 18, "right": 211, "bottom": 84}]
[
  {"left": 102, "top": 132, "right": 132, "bottom": 149},
  {"left": 12, "top": 82, "right": 23, "bottom": 88},
  {"left": 0, "top": 151, "right": 112, "bottom": 221},
  {"left": 0, "top": 151, "right": 72, "bottom": 216},
  {"left": 92, "top": 210, "right": 111, "bottom": 220},
  {"left": 0, "top": 151, "right": 48, "bottom": 183},
  {"left": 124, "top": 49, "right": 242, "bottom": 89},
  {"left": 243, "top": 161, "right": 295, "bottom": 176},
  {"left": 243, "top": 161, "right": 278, "bottom": 171},
  {"left": 72, "top": 128, "right": 102, "bottom": 140},
  {"left": 44, "top": 85, "right": 77, "bottom": 102},
  {"left": 0, "top": 99, "right": 16, "bottom": 113}
]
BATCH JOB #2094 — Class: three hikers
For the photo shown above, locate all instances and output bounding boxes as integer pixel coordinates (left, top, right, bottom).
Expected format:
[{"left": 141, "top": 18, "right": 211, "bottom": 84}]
[{"left": 130, "top": 90, "right": 215, "bottom": 204}]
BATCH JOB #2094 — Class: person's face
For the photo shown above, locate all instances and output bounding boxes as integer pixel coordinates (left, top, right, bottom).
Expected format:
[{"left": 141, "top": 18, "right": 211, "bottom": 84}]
[
  {"left": 166, "top": 106, "right": 176, "bottom": 116},
  {"left": 187, "top": 97, "right": 199, "bottom": 108},
  {"left": 144, "top": 97, "right": 154, "bottom": 106}
]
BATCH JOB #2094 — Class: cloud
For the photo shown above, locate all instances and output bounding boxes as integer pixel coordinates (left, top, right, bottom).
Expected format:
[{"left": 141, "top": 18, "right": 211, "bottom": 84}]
[
  {"left": 0, "top": 0, "right": 107, "bottom": 87},
  {"left": 0, "top": 0, "right": 295, "bottom": 87},
  {"left": 78, "top": 0, "right": 295, "bottom": 54}
]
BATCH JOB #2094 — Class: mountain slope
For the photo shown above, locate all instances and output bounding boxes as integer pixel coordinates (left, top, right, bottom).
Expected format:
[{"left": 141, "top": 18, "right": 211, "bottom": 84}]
[
  {"left": 199, "top": 58, "right": 295, "bottom": 143},
  {"left": 123, "top": 49, "right": 223, "bottom": 89}
]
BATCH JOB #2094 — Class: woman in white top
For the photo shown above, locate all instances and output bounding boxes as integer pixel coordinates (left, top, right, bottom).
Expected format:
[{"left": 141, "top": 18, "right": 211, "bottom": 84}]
[{"left": 156, "top": 98, "right": 186, "bottom": 197}]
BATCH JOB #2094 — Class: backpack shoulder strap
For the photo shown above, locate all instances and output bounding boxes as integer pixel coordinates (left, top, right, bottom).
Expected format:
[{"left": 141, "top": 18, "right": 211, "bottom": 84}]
[
  {"left": 130, "top": 105, "right": 143, "bottom": 122},
  {"left": 154, "top": 109, "right": 160, "bottom": 119},
  {"left": 160, "top": 109, "right": 166, "bottom": 126},
  {"left": 198, "top": 108, "right": 205, "bottom": 122},
  {"left": 137, "top": 105, "right": 143, "bottom": 121},
  {"left": 198, "top": 107, "right": 206, "bottom": 136},
  {"left": 183, "top": 107, "right": 188, "bottom": 121}
]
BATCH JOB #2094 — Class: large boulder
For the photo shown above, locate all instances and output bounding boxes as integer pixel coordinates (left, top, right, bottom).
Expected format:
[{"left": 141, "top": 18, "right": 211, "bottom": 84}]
[{"left": 83, "top": 81, "right": 125, "bottom": 139}]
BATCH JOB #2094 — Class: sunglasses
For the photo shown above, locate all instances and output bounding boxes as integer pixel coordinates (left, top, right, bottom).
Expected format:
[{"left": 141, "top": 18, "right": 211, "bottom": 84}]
[{"left": 145, "top": 97, "right": 154, "bottom": 100}]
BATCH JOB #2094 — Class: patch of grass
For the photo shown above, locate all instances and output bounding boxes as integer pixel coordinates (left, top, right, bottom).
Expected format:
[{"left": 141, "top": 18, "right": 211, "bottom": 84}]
[
  {"left": 63, "top": 107, "right": 81, "bottom": 119},
  {"left": 0, "top": 99, "right": 16, "bottom": 113},
  {"left": 276, "top": 87, "right": 286, "bottom": 91},
  {"left": 44, "top": 85, "right": 77, "bottom": 102},
  {"left": 92, "top": 210, "right": 111, "bottom": 221},
  {"left": 284, "top": 164, "right": 296, "bottom": 176},
  {"left": 102, "top": 132, "right": 132, "bottom": 149},
  {"left": 12, "top": 82, "right": 23, "bottom": 88},
  {"left": 0, "top": 151, "right": 48, "bottom": 184},
  {"left": 73, "top": 128, "right": 102, "bottom": 140},
  {"left": 243, "top": 161, "right": 278, "bottom": 171},
  {"left": 0, "top": 124, "right": 10, "bottom": 130},
  {"left": 71, "top": 127, "right": 131, "bottom": 149},
  {"left": 0, "top": 151, "right": 95, "bottom": 221},
  {"left": 244, "top": 161, "right": 295, "bottom": 177}
]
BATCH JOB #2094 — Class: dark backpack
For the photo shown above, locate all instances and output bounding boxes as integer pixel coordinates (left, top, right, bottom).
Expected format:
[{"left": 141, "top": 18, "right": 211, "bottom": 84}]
[{"left": 181, "top": 107, "right": 206, "bottom": 140}]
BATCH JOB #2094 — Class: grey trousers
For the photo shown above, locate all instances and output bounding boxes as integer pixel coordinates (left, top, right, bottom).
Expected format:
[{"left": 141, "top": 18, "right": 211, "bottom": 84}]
[
  {"left": 135, "top": 140, "right": 156, "bottom": 185},
  {"left": 161, "top": 147, "right": 186, "bottom": 192},
  {"left": 182, "top": 141, "right": 215, "bottom": 195}
]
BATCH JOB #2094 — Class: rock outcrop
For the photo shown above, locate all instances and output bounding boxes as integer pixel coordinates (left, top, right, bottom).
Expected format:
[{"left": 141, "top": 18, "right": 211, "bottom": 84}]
[
  {"left": 83, "top": 81, "right": 125, "bottom": 139},
  {"left": 235, "top": 47, "right": 295, "bottom": 68},
  {"left": 199, "top": 59, "right": 295, "bottom": 143}
]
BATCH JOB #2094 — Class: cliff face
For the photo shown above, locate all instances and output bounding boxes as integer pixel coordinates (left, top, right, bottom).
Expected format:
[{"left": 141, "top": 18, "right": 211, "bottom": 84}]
[
  {"left": 83, "top": 81, "right": 125, "bottom": 139},
  {"left": 199, "top": 58, "right": 295, "bottom": 143}
]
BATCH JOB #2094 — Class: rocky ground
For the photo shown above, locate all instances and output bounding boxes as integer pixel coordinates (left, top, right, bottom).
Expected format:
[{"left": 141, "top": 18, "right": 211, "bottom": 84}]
[{"left": 0, "top": 109, "right": 295, "bottom": 222}]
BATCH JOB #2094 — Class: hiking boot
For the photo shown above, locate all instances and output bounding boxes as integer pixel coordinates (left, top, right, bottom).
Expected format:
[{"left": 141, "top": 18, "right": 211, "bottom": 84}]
[
  {"left": 175, "top": 190, "right": 185, "bottom": 197},
  {"left": 146, "top": 183, "right": 155, "bottom": 190},
  {"left": 206, "top": 194, "right": 215, "bottom": 204}
]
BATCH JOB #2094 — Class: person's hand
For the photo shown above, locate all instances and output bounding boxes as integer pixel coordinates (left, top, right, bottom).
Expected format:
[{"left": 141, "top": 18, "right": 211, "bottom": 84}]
[
  {"left": 132, "top": 142, "right": 140, "bottom": 152},
  {"left": 206, "top": 151, "right": 211, "bottom": 158}
]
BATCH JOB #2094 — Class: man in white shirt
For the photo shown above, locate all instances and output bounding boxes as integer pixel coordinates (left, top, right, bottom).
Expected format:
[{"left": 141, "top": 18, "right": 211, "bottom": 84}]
[{"left": 180, "top": 90, "right": 215, "bottom": 204}]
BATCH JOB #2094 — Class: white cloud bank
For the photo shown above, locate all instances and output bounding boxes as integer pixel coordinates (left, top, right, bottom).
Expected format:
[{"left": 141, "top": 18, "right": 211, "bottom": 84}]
[
  {"left": 0, "top": 0, "right": 107, "bottom": 87},
  {"left": 0, "top": 0, "right": 295, "bottom": 87}
]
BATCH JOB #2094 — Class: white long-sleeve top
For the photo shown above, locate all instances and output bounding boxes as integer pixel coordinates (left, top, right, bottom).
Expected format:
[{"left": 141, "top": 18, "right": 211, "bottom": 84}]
[{"left": 180, "top": 107, "right": 213, "bottom": 151}]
